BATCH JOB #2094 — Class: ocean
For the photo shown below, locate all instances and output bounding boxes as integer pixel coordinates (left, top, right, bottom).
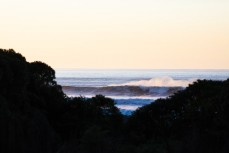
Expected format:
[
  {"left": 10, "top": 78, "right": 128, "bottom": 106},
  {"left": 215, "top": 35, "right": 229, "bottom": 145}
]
[{"left": 55, "top": 69, "right": 229, "bottom": 115}]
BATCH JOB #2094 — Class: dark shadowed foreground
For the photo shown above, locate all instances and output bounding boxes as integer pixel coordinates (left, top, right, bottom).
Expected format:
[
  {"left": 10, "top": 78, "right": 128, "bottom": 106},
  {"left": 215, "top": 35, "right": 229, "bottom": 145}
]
[{"left": 0, "top": 49, "right": 229, "bottom": 153}]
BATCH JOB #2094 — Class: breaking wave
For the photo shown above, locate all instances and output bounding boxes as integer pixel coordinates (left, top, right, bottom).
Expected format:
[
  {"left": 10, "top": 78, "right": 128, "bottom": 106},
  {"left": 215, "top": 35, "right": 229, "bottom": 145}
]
[
  {"left": 109, "top": 76, "right": 196, "bottom": 87},
  {"left": 61, "top": 77, "right": 198, "bottom": 115},
  {"left": 62, "top": 85, "right": 183, "bottom": 98}
]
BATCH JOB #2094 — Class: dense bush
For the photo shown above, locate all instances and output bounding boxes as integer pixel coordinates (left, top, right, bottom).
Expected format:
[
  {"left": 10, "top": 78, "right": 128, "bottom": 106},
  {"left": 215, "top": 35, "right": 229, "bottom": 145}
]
[{"left": 0, "top": 49, "right": 229, "bottom": 153}]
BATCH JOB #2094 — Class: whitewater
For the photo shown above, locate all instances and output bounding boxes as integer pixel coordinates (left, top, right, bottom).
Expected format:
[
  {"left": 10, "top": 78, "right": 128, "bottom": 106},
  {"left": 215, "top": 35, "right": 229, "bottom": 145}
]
[{"left": 55, "top": 69, "right": 229, "bottom": 115}]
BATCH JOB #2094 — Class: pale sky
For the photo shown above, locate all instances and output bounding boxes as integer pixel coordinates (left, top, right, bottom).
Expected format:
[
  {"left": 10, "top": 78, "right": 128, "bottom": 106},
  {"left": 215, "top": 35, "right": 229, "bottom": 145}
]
[{"left": 1, "top": 0, "right": 229, "bottom": 69}]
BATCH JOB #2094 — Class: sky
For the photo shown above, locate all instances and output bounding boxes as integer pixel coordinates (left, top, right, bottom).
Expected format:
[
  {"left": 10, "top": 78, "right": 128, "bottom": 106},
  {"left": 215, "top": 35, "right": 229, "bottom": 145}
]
[{"left": 1, "top": 0, "right": 229, "bottom": 69}]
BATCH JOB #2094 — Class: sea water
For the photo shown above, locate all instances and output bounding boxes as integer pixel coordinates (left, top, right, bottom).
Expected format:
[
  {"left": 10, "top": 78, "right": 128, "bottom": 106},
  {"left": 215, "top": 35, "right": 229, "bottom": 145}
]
[{"left": 55, "top": 69, "right": 229, "bottom": 115}]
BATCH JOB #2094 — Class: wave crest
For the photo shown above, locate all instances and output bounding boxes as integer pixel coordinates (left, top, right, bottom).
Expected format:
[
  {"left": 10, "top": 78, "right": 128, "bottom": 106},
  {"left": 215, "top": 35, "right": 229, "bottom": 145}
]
[
  {"left": 110, "top": 77, "right": 196, "bottom": 87},
  {"left": 62, "top": 86, "right": 183, "bottom": 98}
]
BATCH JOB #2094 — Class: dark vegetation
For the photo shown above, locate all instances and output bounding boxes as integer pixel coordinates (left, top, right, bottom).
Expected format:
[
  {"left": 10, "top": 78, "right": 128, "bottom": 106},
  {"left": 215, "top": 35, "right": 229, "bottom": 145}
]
[{"left": 0, "top": 49, "right": 229, "bottom": 153}]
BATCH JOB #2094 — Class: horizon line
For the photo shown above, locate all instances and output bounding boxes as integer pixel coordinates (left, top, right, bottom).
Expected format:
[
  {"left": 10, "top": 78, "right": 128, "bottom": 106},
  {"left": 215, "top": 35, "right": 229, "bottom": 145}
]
[{"left": 54, "top": 68, "right": 229, "bottom": 70}]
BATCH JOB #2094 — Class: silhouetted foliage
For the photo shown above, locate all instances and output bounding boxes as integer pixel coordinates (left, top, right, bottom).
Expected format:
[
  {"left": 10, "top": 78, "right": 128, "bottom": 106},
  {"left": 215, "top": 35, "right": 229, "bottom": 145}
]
[
  {"left": 0, "top": 48, "right": 229, "bottom": 153},
  {"left": 0, "top": 49, "right": 59, "bottom": 153},
  {"left": 127, "top": 79, "right": 229, "bottom": 153}
]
